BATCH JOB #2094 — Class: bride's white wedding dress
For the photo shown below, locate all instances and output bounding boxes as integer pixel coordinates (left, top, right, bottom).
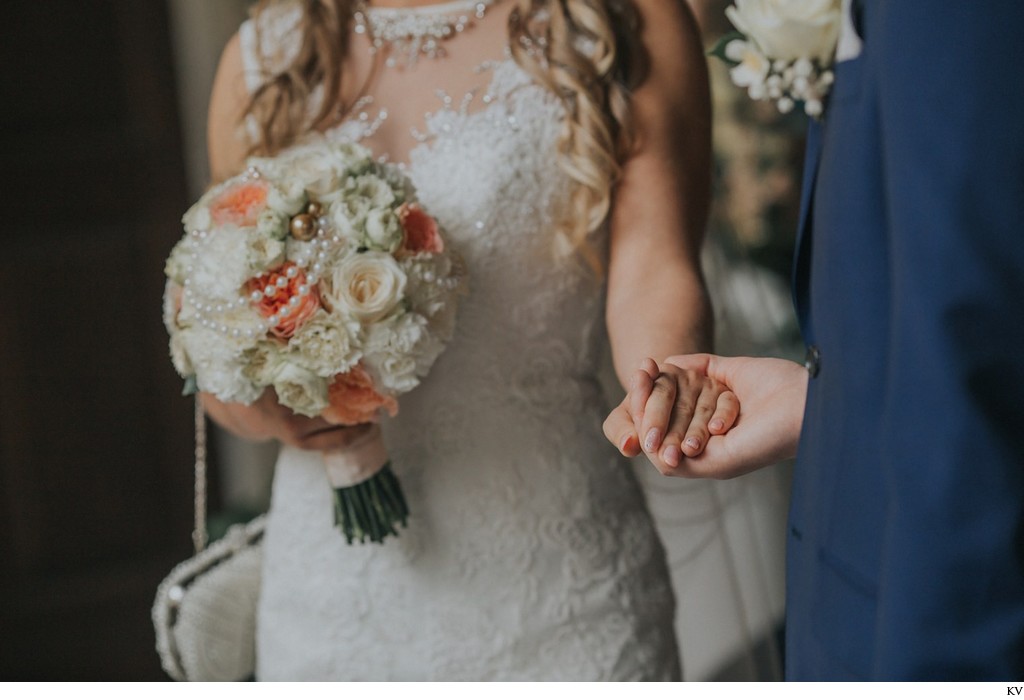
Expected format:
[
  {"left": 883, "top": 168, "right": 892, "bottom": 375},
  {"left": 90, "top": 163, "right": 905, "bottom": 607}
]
[{"left": 241, "top": 1, "right": 680, "bottom": 680}]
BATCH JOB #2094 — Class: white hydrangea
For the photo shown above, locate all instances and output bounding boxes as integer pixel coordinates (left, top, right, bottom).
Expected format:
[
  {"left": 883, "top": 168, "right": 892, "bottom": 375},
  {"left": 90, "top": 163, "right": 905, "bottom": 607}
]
[
  {"left": 187, "top": 227, "right": 256, "bottom": 300},
  {"left": 181, "top": 326, "right": 263, "bottom": 404}
]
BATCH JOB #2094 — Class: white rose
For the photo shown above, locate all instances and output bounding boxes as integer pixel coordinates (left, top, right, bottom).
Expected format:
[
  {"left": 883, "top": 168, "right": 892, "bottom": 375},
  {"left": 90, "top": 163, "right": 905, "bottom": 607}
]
[
  {"left": 364, "top": 208, "right": 403, "bottom": 252},
  {"left": 286, "top": 310, "right": 363, "bottom": 377},
  {"left": 266, "top": 183, "right": 305, "bottom": 219},
  {"left": 257, "top": 140, "right": 343, "bottom": 200},
  {"left": 726, "top": 0, "right": 841, "bottom": 63},
  {"left": 323, "top": 252, "right": 407, "bottom": 323},
  {"left": 291, "top": 154, "right": 344, "bottom": 199},
  {"left": 347, "top": 174, "right": 397, "bottom": 209},
  {"left": 272, "top": 362, "right": 329, "bottom": 417},
  {"left": 332, "top": 195, "right": 372, "bottom": 233}
]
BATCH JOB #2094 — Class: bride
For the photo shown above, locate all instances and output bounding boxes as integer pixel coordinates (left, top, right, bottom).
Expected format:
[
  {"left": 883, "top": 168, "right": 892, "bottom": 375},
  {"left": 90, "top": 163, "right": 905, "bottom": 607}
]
[{"left": 201, "top": 0, "right": 723, "bottom": 680}]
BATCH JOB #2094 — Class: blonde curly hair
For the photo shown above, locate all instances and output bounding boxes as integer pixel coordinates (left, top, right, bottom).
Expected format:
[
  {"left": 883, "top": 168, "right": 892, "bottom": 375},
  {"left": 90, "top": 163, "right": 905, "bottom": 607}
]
[{"left": 245, "top": 0, "right": 647, "bottom": 271}]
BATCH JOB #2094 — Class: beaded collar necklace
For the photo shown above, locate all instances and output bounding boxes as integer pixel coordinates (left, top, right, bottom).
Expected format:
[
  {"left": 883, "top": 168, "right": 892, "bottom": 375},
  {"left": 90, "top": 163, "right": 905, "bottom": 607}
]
[{"left": 353, "top": 0, "right": 503, "bottom": 69}]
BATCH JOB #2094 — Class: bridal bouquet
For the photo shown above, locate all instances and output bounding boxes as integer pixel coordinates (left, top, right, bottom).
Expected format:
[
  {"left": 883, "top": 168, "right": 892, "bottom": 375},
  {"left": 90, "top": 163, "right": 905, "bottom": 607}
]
[
  {"left": 163, "top": 138, "right": 465, "bottom": 544},
  {"left": 712, "top": 0, "right": 842, "bottom": 118}
]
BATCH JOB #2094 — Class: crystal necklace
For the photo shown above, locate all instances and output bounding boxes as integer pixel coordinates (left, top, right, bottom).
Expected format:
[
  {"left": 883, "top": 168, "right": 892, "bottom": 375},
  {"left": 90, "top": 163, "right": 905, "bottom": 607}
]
[{"left": 353, "top": 0, "right": 503, "bottom": 69}]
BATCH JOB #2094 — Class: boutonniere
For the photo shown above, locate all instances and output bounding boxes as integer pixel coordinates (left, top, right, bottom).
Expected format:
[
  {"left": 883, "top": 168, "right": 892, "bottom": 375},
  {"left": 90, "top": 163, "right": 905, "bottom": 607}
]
[{"left": 711, "top": 0, "right": 842, "bottom": 119}]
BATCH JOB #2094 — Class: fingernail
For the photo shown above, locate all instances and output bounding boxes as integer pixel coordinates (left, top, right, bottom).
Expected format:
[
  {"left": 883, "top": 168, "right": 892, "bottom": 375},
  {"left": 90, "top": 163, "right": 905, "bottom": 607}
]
[
  {"left": 663, "top": 445, "right": 681, "bottom": 467},
  {"left": 620, "top": 434, "right": 635, "bottom": 453},
  {"left": 709, "top": 419, "right": 724, "bottom": 432},
  {"left": 684, "top": 437, "right": 701, "bottom": 451},
  {"left": 644, "top": 428, "right": 661, "bottom": 452}
]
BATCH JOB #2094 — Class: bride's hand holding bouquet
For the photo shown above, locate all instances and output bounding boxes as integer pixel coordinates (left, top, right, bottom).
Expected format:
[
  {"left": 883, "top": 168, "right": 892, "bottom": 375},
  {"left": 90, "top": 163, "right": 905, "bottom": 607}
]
[{"left": 163, "top": 137, "right": 465, "bottom": 544}]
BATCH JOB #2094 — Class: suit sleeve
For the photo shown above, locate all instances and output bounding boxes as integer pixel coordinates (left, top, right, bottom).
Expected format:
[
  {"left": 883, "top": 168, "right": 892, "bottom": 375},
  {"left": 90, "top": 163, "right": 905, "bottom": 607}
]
[{"left": 873, "top": 0, "right": 1024, "bottom": 678}]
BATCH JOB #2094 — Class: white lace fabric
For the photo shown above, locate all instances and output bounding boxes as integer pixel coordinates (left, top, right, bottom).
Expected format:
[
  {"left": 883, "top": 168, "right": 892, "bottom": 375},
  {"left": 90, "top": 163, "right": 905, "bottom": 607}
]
[{"left": 240, "top": 0, "right": 680, "bottom": 680}]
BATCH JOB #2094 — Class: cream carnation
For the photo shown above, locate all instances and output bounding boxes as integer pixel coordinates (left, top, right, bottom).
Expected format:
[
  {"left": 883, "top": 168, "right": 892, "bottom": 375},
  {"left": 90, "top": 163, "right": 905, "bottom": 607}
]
[
  {"left": 240, "top": 341, "right": 288, "bottom": 386},
  {"left": 244, "top": 229, "right": 287, "bottom": 276},
  {"left": 286, "top": 310, "right": 363, "bottom": 377},
  {"left": 363, "top": 314, "right": 430, "bottom": 393}
]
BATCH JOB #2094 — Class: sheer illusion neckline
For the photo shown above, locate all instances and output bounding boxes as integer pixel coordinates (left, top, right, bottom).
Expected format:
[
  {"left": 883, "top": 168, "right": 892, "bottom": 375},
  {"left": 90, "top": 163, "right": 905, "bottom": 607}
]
[{"left": 322, "top": 53, "right": 524, "bottom": 169}]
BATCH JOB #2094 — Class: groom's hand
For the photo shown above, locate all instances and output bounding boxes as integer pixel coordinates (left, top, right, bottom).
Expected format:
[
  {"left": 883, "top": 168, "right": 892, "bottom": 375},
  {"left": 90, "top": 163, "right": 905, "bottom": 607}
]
[
  {"left": 604, "top": 354, "right": 808, "bottom": 479},
  {"left": 612, "top": 357, "right": 741, "bottom": 464}
]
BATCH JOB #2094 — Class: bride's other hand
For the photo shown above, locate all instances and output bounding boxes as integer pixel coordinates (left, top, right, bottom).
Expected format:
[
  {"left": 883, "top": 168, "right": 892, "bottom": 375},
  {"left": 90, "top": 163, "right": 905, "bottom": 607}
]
[
  {"left": 604, "top": 357, "right": 739, "bottom": 468},
  {"left": 607, "top": 353, "right": 807, "bottom": 479},
  {"left": 639, "top": 357, "right": 739, "bottom": 463},
  {"left": 604, "top": 1, "right": 719, "bottom": 437},
  {"left": 200, "top": 390, "right": 373, "bottom": 452}
]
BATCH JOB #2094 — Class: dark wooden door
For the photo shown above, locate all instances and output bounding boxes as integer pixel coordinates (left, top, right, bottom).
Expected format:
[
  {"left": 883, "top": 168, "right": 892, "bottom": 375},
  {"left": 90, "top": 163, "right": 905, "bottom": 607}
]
[{"left": 0, "top": 0, "right": 195, "bottom": 680}]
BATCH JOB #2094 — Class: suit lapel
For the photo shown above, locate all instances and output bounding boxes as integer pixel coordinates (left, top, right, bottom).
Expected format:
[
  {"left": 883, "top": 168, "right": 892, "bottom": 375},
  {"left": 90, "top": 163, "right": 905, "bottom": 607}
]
[{"left": 792, "top": 119, "right": 823, "bottom": 342}]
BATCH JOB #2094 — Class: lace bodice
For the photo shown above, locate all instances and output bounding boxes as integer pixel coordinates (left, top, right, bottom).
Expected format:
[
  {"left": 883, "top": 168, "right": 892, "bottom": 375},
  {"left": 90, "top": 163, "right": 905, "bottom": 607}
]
[{"left": 241, "top": 0, "right": 680, "bottom": 680}]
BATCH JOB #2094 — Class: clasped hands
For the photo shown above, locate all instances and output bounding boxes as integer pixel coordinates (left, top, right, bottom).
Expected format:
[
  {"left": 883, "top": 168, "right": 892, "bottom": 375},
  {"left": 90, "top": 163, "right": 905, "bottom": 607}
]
[
  {"left": 604, "top": 354, "right": 809, "bottom": 479},
  {"left": 203, "top": 351, "right": 809, "bottom": 478}
]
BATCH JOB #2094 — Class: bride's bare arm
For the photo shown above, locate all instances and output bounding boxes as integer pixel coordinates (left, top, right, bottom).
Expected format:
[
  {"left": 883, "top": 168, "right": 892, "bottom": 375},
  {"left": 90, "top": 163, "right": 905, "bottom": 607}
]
[
  {"left": 207, "top": 33, "right": 250, "bottom": 183},
  {"left": 604, "top": 0, "right": 720, "bottom": 463}
]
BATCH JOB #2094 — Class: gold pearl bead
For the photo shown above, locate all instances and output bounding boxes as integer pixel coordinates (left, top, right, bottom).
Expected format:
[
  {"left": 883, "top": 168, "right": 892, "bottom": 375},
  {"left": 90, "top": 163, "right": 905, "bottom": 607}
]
[
  {"left": 289, "top": 214, "right": 315, "bottom": 241},
  {"left": 306, "top": 202, "right": 323, "bottom": 218}
]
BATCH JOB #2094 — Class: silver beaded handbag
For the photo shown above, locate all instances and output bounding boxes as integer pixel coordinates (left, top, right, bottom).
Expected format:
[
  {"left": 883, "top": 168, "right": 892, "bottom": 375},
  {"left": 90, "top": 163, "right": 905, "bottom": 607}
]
[{"left": 152, "top": 399, "right": 265, "bottom": 681}]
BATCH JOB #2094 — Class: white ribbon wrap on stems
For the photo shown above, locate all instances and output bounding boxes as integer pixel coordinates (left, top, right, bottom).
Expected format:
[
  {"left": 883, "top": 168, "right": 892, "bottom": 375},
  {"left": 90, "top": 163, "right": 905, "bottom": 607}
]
[{"left": 322, "top": 424, "right": 390, "bottom": 488}]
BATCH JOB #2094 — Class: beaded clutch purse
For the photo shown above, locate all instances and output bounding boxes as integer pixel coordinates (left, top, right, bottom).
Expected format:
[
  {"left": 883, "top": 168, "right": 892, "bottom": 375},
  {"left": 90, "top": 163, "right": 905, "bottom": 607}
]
[{"left": 152, "top": 398, "right": 264, "bottom": 682}]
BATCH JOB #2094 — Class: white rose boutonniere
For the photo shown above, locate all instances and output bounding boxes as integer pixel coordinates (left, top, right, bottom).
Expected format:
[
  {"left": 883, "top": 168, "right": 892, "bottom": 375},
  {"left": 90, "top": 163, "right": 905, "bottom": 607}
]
[{"left": 712, "top": 0, "right": 842, "bottom": 119}]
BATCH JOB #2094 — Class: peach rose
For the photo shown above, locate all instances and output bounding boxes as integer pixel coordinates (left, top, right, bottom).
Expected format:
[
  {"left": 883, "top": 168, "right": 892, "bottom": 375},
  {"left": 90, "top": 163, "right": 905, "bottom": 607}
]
[
  {"left": 210, "top": 181, "right": 270, "bottom": 228},
  {"left": 397, "top": 203, "right": 444, "bottom": 255},
  {"left": 322, "top": 365, "right": 399, "bottom": 425},
  {"left": 245, "top": 264, "right": 321, "bottom": 340}
]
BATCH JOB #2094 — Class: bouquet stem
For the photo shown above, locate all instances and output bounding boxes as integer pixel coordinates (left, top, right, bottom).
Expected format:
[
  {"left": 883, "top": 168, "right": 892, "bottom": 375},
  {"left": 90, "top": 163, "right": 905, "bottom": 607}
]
[
  {"left": 331, "top": 464, "right": 409, "bottom": 545},
  {"left": 323, "top": 425, "right": 409, "bottom": 544}
]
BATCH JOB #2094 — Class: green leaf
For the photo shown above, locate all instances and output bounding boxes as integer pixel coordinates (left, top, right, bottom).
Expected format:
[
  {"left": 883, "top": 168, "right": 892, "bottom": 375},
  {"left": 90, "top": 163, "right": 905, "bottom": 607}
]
[
  {"left": 182, "top": 375, "right": 198, "bottom": 396},
  {"left": 709, "top": 31, "right": 746, "bottom": 63}
]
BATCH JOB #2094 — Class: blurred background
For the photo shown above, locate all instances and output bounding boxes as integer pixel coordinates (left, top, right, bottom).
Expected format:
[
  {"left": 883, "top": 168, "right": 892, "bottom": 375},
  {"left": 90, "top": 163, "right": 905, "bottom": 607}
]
[{"left": 0, "top": 0, "right": 804, "bottom": 681}]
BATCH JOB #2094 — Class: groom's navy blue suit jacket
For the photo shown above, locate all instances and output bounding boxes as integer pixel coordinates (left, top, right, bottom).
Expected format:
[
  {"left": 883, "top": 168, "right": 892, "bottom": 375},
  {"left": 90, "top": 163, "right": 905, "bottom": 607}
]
[{"left": 787, "top": 0, "right": 1024, "bottom": 679}]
